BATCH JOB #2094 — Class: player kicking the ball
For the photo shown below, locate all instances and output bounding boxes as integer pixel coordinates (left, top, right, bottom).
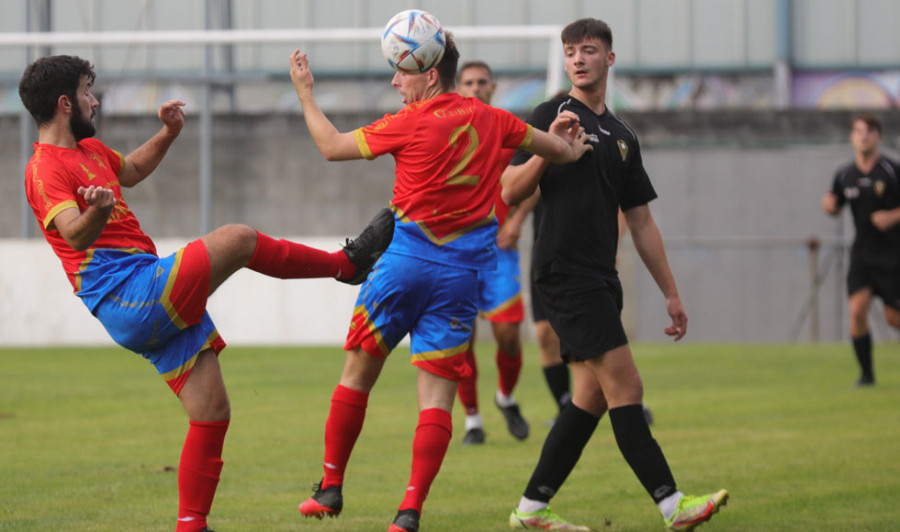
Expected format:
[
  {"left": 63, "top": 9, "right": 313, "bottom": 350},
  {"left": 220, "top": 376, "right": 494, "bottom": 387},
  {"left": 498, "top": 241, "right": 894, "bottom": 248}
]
[{"left": 19, "top": 54, "right": 393, "bottom": 532}]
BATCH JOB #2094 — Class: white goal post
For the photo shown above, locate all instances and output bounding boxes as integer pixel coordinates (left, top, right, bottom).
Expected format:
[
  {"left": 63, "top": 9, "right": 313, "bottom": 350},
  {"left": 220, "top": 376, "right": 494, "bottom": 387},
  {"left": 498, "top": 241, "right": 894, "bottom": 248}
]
[{"left": 1, "top": 25, "right": 567, "bottom": 97}]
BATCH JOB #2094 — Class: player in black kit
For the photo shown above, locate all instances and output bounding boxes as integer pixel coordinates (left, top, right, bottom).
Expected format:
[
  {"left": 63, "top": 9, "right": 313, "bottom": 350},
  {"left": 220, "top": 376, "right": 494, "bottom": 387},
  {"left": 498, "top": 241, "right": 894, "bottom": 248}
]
[
  {"left": 501, "top": 18, "right": 727, "bottom": 532},
  {"left": 823, "top": 113, "right": 900, "bottom": 387}
]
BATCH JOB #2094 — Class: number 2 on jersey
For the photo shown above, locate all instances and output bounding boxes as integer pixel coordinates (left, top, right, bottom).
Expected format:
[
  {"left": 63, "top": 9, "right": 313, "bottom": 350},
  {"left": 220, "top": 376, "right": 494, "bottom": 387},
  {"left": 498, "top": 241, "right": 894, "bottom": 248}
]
[{"left": 446, "top": 124, "right": 480, "bottom": 186}]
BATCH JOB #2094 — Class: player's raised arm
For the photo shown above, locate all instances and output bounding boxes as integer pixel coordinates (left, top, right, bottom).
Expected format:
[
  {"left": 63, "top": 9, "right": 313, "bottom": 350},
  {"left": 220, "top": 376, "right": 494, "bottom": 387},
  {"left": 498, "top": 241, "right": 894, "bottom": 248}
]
[
  {"left": 52, "top": 185, "right": 117, "bottom": 251},
  {"left": 290, "top": 50, "right": 363, "bottom": 161},
  {"left": 119, "top": 100, "right": 186, "bottom": 187},
  {"left": 501, "top": 155, "right": 550, "bottom": 207},
  {"left": 502, "top": 112, "right": 589, "bottom": 205},
  {"left": 526, "top": 110, "right": 590, "bottom": 164}
]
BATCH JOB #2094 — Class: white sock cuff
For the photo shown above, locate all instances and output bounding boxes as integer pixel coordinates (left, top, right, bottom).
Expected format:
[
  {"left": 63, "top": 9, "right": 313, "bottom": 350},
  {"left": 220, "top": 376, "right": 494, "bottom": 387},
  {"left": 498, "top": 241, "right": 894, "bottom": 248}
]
[
  {"left": 495, "top": 390, "right": 516, "bottom": 407},
  {"left": 658, "top": 490, "right": 684, "bottom": 520},
  {"left": 517, "top": 496, "right": 548, "bottom": 514},
  {"left": 464, "top": 414, "right": 484, "bottom": 431}
]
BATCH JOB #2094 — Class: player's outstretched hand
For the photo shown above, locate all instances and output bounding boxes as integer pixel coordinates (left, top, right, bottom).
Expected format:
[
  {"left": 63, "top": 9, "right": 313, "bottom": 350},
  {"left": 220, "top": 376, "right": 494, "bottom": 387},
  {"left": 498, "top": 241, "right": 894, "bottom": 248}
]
[
  {"left": 496, "top": 220, "right": 520, "bottom": 250},
  {"left": 78, "top": 185, "right": 116, "bottom": 211},
  {"left": 550, "top": 110, "right": 592, "bottom": 162},
  {"left": 664, "top": 296, "right": 687, "bottom": 341},
  {"left": 158, "top": 100, "right": 186, "bottom": 136},
  {"left": 290, "top": 50, "right": 315, "bottom": 96}
]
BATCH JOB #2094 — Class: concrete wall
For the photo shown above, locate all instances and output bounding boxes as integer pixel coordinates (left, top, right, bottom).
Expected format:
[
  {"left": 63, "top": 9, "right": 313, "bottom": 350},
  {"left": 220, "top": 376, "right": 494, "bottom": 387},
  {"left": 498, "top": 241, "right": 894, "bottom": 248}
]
[
  {"left": 0, "top": 238, "right": 365, "bottom": 348},
  {"left": 5, "top": 110, "right": 900, "bottom": 345}
]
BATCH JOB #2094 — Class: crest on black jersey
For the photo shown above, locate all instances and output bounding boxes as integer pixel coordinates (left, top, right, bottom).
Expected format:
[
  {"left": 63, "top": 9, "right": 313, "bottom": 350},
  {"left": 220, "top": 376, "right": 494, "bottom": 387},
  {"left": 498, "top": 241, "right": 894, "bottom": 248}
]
[{"left": 617, "top": 139, "right": 628, "bottom": 161}]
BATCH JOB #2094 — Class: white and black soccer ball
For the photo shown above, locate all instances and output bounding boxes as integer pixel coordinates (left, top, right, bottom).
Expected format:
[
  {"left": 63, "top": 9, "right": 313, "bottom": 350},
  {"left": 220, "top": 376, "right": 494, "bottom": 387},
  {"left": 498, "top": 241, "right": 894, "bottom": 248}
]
[{"left": 380, "top": 9, "right": 446, "bottom": 74}]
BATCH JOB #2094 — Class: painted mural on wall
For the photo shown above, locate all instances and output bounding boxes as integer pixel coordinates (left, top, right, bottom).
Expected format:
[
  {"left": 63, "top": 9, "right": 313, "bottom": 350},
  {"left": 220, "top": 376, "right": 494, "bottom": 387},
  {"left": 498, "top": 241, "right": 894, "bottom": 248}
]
[
  {"left": 791, "top": 71, "right": 900, "bottom": 109},
  {"left": 493, "top": 73, "right": 775, "bottom": 112},
  {"left": 494, "top": 70, "right": 900, "bottom": 112}
]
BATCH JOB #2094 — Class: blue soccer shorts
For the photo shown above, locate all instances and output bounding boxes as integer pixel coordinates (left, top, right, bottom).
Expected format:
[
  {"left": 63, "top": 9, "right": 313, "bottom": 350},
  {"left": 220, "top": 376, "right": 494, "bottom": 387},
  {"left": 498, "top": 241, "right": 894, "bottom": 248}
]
[
  {"left": 89, "top": 240, "right": 225, "bottom": 394},
  {"left": 477, "top": 246, "right": 524, "bottom": 323},
  {"left": 344, "top": 251, "right": 478, "bottom": 381}
]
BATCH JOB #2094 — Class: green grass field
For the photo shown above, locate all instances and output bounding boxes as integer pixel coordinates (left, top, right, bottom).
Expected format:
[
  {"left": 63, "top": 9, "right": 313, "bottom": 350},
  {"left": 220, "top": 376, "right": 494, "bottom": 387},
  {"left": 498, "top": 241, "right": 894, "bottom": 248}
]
[{"left": 2, "top": 342, "right": 899, "bottom": 532}]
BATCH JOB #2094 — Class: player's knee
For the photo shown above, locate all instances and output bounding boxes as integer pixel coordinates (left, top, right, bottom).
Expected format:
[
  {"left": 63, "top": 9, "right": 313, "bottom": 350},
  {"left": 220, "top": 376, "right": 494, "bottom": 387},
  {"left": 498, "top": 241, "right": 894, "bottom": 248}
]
[
  {"left": 221, "top": 224, "right": 258, "bottom": 260},
  {"left": 495, "top": 325, "right": 521, "bottom": 355},
  {"left": 212, "top": 395, "right": 231, "bottom": 421},
  {"left": 535, "top": 322, "right": 558, "bottom": 349},
  {"left": 229, "top": 223, "right": 257, "bottom": 246},
  {"left": 849, "top": 308, "right": 868, "bottom": 330},
  {"left": 200, "top": 390, "right": 231, "bottom": 422}
]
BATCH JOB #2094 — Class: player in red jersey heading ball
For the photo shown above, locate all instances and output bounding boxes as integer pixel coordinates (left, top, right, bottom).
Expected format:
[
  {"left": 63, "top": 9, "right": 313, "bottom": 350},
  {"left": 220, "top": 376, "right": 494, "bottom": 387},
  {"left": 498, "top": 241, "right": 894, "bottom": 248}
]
[{"left": 289, "top": 29, "right": 591, "bottom": 532}]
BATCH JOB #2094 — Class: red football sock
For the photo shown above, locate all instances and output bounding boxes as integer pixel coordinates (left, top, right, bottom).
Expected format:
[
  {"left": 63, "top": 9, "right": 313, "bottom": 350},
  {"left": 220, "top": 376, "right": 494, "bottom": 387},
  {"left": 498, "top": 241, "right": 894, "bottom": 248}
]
[
  {"left": 176, "top": 420, "right": 229, "bottom": 532},
  {"left": 247, "top": 231, "right": 355, "bottom": 280},
  {"left": 496, "top": 348, "right": 522, "bottom": 397},
  {"left": 456, "top": 348, "right": 479, "bottom": 415},
  {"left": 398, "top": 408, "right": 452, "bottom": 514},
  {"left": 322, "top": 385, "right": 369, "bottom": 489}
]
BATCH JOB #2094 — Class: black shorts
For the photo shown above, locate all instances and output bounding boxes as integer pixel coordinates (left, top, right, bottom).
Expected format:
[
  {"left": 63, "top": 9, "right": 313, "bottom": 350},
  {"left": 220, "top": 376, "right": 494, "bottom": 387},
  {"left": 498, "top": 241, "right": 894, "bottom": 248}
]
[
  {"left": 530, "top": 273, "right": 548, "bottom": 322},
  {"left": 848, "top": 256, "right": 900, "bottom": 310},
  {"left": 533, "top": 273, "right": 628, "bottom": 362}
]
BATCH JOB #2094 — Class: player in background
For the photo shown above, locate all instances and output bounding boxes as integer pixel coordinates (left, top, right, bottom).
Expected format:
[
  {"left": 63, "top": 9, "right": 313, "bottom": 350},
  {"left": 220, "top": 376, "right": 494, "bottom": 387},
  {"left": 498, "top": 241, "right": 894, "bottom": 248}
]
[
  {"left": 19, "top": 54, "right": 393, "bottom": 532},
  {"left": 455, "top": 60, "right": 530, "bottom": 445},
  {"left": 823, "top": 113, "right": 900, "bottom": 387},
  {"left": 501, "top": 19, "right": 728, "bottom": 531},
  {"left": 289, "top": 32, "right": 591, "bottom": 532}
]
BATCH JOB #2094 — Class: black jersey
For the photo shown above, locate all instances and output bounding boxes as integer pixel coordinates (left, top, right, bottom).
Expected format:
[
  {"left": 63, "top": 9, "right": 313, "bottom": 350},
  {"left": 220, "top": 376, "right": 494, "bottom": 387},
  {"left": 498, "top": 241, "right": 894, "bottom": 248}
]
[
  {"left": 831, "top": 156, "right": 900, "bottom": 263},
  {"left": 512, "top": 95, "right": 657, "bottom": 282}
]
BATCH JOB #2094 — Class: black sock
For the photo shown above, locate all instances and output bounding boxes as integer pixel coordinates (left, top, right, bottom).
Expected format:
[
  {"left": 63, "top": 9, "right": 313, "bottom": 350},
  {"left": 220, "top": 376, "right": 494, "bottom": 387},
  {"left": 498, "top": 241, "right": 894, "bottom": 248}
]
[
  {"left": 608, "top": 404, "right": 677, "bottom": 503},
  {"left": 542, "top": 362, "right": 571, "bottom": 412},
  {"left": 852, "top": 334, "right": 873, "bottom": 378},
  {"left": 523, "top": 404, "right": 600, "bottom": 503}
]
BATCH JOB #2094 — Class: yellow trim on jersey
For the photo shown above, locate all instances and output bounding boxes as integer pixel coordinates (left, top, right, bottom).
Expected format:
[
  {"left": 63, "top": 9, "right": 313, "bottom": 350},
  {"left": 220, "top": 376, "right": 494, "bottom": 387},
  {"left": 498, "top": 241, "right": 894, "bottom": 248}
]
[
  {"left": 160, "top": 248, "right": 189, "bottom": 330},
  {"left": 352, "top": 303, "right": 391, "bottom": 356},
  {"left": 391, "top": 204, "right": 497, "bottom": 247},
  {"left": 517, "top": 124, "right": 534, "bottom": 150},
  {"left": 354, "top": 128, "right": 375, "bottom": 160},
  {"left": 113, "top": 149, "right": 126, "bottom": 175},
  {"left": 411, "top": 341, "right": 469, "bottom": 363},
  {"left": 43, "top": 200, "right": 78, "bottom": 229}
]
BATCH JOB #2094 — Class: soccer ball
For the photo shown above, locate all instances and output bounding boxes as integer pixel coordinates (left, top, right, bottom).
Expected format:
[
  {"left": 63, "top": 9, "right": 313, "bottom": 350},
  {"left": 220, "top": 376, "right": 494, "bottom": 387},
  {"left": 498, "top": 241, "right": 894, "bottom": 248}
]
[{"left": 381, "top": 9, "right": 446, "bottom": 74}]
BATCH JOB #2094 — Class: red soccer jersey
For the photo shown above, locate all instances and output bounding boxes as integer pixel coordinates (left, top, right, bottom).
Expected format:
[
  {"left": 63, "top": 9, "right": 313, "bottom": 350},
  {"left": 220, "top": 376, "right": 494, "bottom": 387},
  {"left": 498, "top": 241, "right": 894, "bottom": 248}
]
[
  {"left": 493, "top": 147, "right": 516, "bottom": 227},
  {"left": 25, "top": 138, "right": 157, "bottom": 292},
  {"left": 354, "top": 93, "right": 532, "bottom": 243}
]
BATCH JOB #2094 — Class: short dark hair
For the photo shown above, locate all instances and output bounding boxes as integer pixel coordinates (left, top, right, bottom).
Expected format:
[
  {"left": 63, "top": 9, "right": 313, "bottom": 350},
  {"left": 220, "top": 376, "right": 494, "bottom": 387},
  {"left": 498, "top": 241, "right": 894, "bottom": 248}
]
[
  {"left": 561, "top": 18, "right": 613, "bottom": 50},
  {"left": 435, "top": 32, "right": 460, "bottom": 91},
  {"left": 19, "top": 55, "right": 95, "bottom": 127},
  {"left": 458, "top": 60, "right": 493, "bottom": 81},
  {"left": 852, "top": 112, "right": 882, "bottom": 136}
]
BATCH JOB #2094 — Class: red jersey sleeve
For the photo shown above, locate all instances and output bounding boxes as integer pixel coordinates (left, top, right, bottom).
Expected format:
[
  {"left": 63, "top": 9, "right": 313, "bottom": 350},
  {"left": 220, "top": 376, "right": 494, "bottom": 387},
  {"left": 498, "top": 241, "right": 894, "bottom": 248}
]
[
  {"left": 493, "top": 107, "right": 533, "bottom": 152},
  {"left": 354, "top": 105, "right": 421, "bottom": 160}
]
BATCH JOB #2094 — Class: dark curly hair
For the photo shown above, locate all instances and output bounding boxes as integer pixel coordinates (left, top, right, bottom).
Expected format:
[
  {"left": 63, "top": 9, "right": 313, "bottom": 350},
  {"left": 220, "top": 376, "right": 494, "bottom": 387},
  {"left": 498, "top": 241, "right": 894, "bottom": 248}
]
[{"left": 19, "top": 55, "right": 95, "bottom": 127}]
